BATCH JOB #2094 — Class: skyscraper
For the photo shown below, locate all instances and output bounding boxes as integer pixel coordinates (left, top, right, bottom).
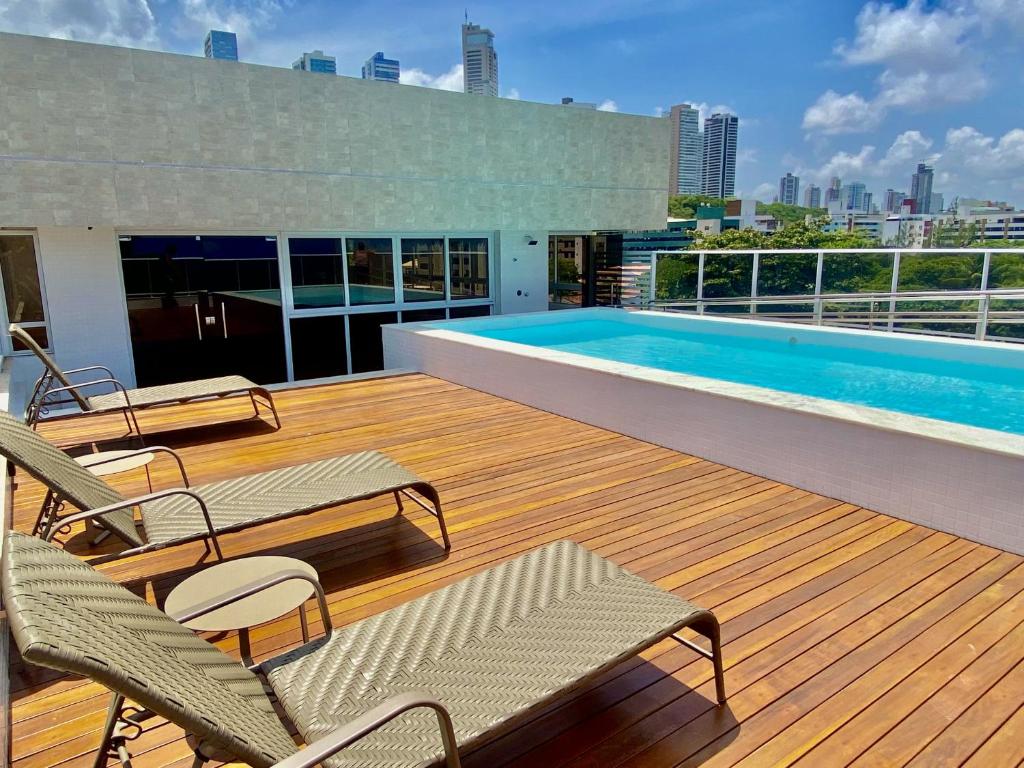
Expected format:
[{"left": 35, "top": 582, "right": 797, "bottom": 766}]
[
  {"left": 778, "top": 173, "right": 800, "bottom": 205},
  {"left": 884, "top": 189, "right": 907, "bottom": 213},
  {"left": 841, "top": 182, "right": 867, "bottom": 212},
  {"left": 825, "top": 176, "right": 842, "bottom": 205},
  {"left": 668, "top": 104, "right": 702, "bottom": 195},
  {"left": 292, "top": 50, "right": 336, "bottom": 74},
  {"left": 911, "top": 163, "right": 934, "bottom": 214},
  {"left": 204, "top": 30, "right": 238, "bottom": 61},
  {"left": 701, "top": 113, "right": 738, "bottom": 198},
  {"left": 930, "top": 192, "right": 944, "bottom": 213},
  {"left": 362, "top": 52, "right": 400, "bottom": 82},
  {"left": 462, "top": 21, "right": 498, "bottom": 96},
  {"left": 804, "top": 184, "right": 822, "bottom": 208}
]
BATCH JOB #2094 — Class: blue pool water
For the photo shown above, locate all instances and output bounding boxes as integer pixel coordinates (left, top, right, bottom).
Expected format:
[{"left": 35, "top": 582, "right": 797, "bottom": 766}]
[{"left": 460, "top": 315, "right": 1024, "bottom": 435}]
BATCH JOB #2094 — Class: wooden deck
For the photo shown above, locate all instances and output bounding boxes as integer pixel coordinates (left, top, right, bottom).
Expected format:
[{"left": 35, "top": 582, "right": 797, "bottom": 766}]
[{"left": 6, "top": 373, "right": 1024, "bottom": 768}]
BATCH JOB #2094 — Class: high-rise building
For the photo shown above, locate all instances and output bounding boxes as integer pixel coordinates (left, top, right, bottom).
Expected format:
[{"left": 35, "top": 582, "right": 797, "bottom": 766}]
[
  {"left": 911, "top": 163, "right": 934, "bottom": 214},
  {"left": 841, "top": 182, "right": 867, "bottom": 212},
  {"left": 701, "top": 113, "right": 738, "bottom": 198},
  {"left": 929, "top": 192, "right": 944, "bottom": 213},
  {"left": 804, "top": 184, "right": 822, "bottom": 209},
  {"left": 362, "top": 52, "right": 400, "bottom": 82},
  {"left": 292, "top": 50, "right": 336, "bottom": 74},
  {"left": 668, "top": 104, "right": 702, "bottom": 195},
  {"left": 863, "top": 191, "right": 874, "bottom": 213},
  {"left": 462, "top": 21, "right": 498, "bottom": 96},
  {"left": 825, "top": 176, "right": 842, "bottom": 205},
  {"left": 203, "top": 30, "right": 238, "bottom": 61},
  {"left": 778, "top": 173, "right": 800, "bottom": 205},
  {"left": 884, "top": 189, "right": 907, "bottom": 213}
]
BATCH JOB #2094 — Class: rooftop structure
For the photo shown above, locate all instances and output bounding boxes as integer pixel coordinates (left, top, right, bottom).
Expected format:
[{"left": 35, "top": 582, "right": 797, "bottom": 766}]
[
  {"left": 362, "top": 51, "right": 400, "bottom": 82},
  {"left": 560, "top": 96, "right": 596, "bottom": 109}
]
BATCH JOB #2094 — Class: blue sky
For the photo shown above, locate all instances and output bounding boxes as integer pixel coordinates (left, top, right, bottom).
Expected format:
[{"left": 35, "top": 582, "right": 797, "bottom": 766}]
[{"left": 2, "top": 0, "right": 1022, "bottom": 206}]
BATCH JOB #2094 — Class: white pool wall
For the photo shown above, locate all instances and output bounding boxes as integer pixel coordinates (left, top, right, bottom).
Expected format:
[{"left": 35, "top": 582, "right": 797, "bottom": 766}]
[{"left": 383, "top": 308, "right": 1024, "bottom": 554}]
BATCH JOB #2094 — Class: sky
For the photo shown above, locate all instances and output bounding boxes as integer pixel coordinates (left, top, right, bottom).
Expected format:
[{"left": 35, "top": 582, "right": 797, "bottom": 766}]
[{"left": 1, "top": 0, "right": 1022, "bottom": 207}]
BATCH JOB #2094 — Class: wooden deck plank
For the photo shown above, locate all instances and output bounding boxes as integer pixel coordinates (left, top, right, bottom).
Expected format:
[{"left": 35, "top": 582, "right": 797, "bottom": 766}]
[{"left": 5, "top": 373, "right": 1021, "bottom": 768}]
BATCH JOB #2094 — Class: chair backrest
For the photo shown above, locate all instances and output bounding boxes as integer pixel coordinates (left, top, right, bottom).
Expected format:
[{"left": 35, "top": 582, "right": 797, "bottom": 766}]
[
  {"left": 1, "top": 531, "right": 297, "bottom": 767},
  {"left": 8, "top": 324, "right": 90, "bottom": 410},
  {"left": 0, "top": 410, "right": 142, "bottom": 547}
]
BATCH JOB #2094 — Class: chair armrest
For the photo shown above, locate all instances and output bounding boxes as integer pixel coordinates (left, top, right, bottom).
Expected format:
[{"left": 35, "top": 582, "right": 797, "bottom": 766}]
[
  {"left": 173, "top": 569, "right": 332, "bottom": 641},
  {"left": 80, "top": 446, "right": 190, "bottom": 486},
  {"left": 269, "top": 692, "right": 461, "bottom": 768},
  {"left": 63, "top": 364, "right": 116, "bottom": 379},
  {"left": 43, "top": 377, "right": 130, "bottom": 401},
  {"left": 43, "top": 488, "right": 213, "bottom": 540}
]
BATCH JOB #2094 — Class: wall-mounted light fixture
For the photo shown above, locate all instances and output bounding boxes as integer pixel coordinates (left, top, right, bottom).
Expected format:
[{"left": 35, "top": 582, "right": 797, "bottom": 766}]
[{"left": 524, "top": 235, "right": 538, "bottom": 246}]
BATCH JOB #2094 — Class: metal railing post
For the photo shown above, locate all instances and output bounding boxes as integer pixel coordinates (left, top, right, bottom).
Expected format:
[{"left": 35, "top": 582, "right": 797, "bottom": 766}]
[
  {"left": 648, "top": 251, "right": 658, "bottom": 308},
  {"left": 977, "top": 250, "right": 992, "bottom": 340},
  {"left": 888, "top": 250, "right": 901, "bottom": 332},
  {"left": 750, "top": 252, "right": 759, "bottom": 315},
  {"left": 696, "top": 252, "right": 705, "bottom": 315},
  {"left": 813, "top": 250, "right": 824, "bottom": 325}
]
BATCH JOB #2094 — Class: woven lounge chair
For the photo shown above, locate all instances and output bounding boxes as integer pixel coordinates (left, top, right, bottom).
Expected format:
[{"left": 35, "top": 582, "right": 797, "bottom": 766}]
[
  {"left": 10, "top": 323, "right": 280, "bottom": 439},
  {"left": 2, "top": 532, "right": 726, "bottom": 768},
  {"left": 0, "top": 410, "right": 450, "bottom": 561}
]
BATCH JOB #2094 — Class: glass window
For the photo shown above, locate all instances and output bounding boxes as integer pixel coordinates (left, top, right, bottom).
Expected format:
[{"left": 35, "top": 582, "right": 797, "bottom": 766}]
[
  {"left": 1, "top": 235, "right": 46, "bottom": 323},
  {"left": 290, "top": 316, "right": 347, "bottom": 380},
  {"left": 1, "top": 234, "right": 49, "bottom": 350},
  {"left": 347, "top": 238, "right": 394, "bottom": 305},
  {"left": 401, "top": 238, "right": 445, "bottom": 302},
  {"left": 349, "top": 312, "right": 398, "bottom": 373},
  {"left": 448, "top": 304, "right": 491, "bottom": 319},
  {"left": 448, "top": 238, "right": 489, "bottom": 299},
  {"left": 289, "top": 237, "right": 344, "bottom": 308},
  {"left": 402, "top": 308, "right": 446, "bottom": 322}
]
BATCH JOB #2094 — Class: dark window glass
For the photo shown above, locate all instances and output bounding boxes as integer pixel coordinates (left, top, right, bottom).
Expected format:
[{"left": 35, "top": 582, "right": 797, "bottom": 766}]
[
  {"left": 401, "top": 308, "right": 446, "bottom": 323},
  {"left": 347, "top": 238, "right": 394, "bottom": 304},
  {"left": 10, "top": 325, "right": 48, "bottom": 350},
  {"left": 290, "top": 316, "right": 347, "bottom": 380},
  {"left": 289, "top": 237, "right": 344, "bottom": 308},
  {"left": 401, "top": 238, "right": 445, "bottom": 302},
  {"left": 448, "top": 238, "right": 489, "bottom": 299},
  {"left": 349, "top": 312, "right": 398, "bottom": 373},
  {"left": 0, "top": 235, "right": 46, "bottom": 323},
  {"left": 448, "top": 304, "right": 491, "bottom": 319}
]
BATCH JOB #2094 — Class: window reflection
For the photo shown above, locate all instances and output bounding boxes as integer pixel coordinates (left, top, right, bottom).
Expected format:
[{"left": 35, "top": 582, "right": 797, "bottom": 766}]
[
  {"left": 449, "top": 238, "right": 489, "bottom": 299},
  {"left": 289, "top": 238, "right": 344, "bottom": 308},
  {"left": 401, "top": 238, "right": 445, "bottom": 302},
  {"left": 347, "top": 238, "right": 395, "bottom": 304}
]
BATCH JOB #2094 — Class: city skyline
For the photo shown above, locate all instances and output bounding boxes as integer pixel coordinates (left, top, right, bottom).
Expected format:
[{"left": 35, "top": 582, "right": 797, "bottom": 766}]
[{"left": 1, "top": 0, "right": 1021, "bottom": 206}]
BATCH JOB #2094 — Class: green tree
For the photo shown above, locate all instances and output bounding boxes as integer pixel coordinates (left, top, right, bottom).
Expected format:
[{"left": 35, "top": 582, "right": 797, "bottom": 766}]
[
  {"left": 690, "top": 218, "right": 878, "bottom": 251},
  {"left": 668, "top": 194, "right": 727, "bottom": 219},
  {"left": 755, "top": 201, "right": 827, "bottom": 227}
]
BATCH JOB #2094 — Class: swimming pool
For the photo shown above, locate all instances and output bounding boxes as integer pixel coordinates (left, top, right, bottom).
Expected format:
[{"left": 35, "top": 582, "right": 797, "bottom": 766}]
[
  {"left": 384, "top": 308, "right": 1024, "bottom": 554},
  {"left": 453, "top": 314, "right": 1024, "bottom": 435}
]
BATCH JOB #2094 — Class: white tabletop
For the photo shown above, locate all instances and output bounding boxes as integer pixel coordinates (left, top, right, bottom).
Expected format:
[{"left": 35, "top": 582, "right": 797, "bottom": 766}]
[{"left": 164, "top": 555, "right": 318, "bottom": 632}]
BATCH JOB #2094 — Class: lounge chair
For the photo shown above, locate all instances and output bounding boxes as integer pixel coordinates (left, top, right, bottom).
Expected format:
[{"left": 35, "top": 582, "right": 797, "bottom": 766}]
[
  {"left": 10, "top": 323, "right": 280, "bottom": 439},
  {"left": 0, "top": 410, "right": 450, "bottom": 561},
  {"left": 1, "top": 532, "right": 726, "bottom": 768}
]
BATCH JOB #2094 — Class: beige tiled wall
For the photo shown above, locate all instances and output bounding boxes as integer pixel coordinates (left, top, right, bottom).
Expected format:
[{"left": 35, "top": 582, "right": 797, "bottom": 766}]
[{"left": 0, "top": 33, "right": 669, "bottom": 233}]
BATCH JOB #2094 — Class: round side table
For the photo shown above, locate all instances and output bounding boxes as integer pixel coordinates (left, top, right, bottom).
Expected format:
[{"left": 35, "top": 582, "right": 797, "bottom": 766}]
[
  {"left": 164, "top": 556, "right": 319, "bottom": 663},
  {"left": 75, "top": 449, "right": 156, "bottom": 543}
]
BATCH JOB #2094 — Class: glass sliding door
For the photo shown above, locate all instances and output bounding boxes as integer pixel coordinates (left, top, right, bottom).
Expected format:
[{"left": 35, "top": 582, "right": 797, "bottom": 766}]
[
  {"left": 119, "top": 235, "right": 286, "bottom": 386},
  {"left": 401, "top": 238, "right": 445, "bottom": 302},
  {"left": 347, "top": 238, "right": 395, "bottom": 304},
  {"left": 448, "top": 238, "right": 489, "bottom": 299},
  {"left": 0, "top": 233, "right": 50, "bottom": 349},
  {"left": 288, "top": 237, "right": 345, "bottom": 308}
]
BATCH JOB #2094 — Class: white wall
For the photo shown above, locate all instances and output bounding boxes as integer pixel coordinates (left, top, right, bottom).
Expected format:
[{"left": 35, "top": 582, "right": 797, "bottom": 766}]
[
  {"left": 36, "top": 227, "right": 135, "bottom": 385},
  {"left": 496, "top": 231, "right": 549, "bottom": 314}
]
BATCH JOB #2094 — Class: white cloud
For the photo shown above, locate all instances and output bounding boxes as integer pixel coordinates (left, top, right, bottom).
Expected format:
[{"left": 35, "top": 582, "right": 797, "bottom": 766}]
[
  {"left": 879, "top": 130, "right": 933, "bottom": 171},
  {"left": 802, "top": 90, "right": 879, "bottom": 135},
  {"left": 803, "top": 0, "right": 1001, "bottom": 135},
  {"left": 177, "top": 0, "right": 285, "bottom": 40},
  {"left": 683, "top": 101, "right": 736, "bottom": 127},
  {"left": 737, "top": 147, "right": 758, "bottom": 166},
  {"left": 653, "top": 106, "right": 664, "bottom": 118},
  {"left": 0, "top": 0, "right": 158, "bottom": 47},
  {"left": 400, "top": 64, "right": 464, "bottom": 91},
  {"left": 940, "top": 126, "right": 1024, "bottom": 178},
  {"left": 596, "top": 99, "right": 618, "bottom": 112},
  {"left": 503, "top": 87, "right": 521, "bottom": 100},
  {"left": 835, "top": 0, "right": 972, "bottom": 70},
  {"left": 751, "top": 182, "right": 776, "bottom": 202}
]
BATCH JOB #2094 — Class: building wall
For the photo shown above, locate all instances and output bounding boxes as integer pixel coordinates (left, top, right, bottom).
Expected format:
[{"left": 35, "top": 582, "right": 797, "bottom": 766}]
[
  {"left": 496, "top": 231, "right": 549, "bottom": 314},
  {"left": 0, "top": 32, "right": 668, "bottom": 232}
]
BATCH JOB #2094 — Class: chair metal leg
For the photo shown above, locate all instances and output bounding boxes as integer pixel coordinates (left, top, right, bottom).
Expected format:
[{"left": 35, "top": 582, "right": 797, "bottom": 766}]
[
  {"left": 672, "top": 611, "right": 726, "bottom": 705},
  {"left": 394, "top": 490, "right": 404, "bottom": 513},
  {"left": 404, "top": 484, "right": 451, "bottom": 550}
]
